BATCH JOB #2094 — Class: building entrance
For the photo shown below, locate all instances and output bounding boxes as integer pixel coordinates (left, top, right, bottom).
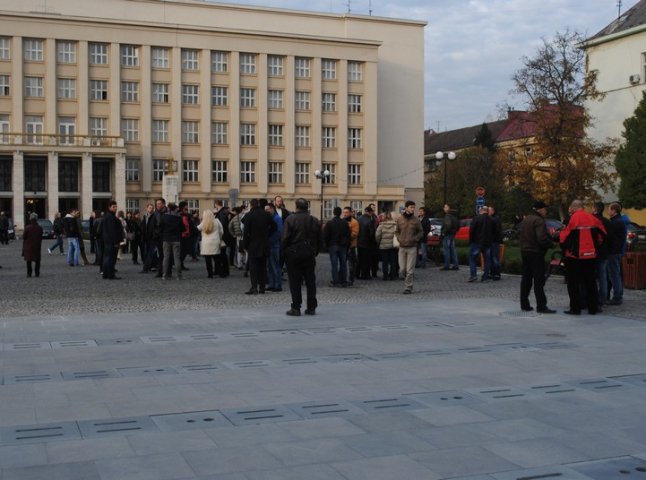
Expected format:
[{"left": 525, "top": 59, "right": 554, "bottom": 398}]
[{"left": 25, "top": 197, "right": 47, "bottom": 223}]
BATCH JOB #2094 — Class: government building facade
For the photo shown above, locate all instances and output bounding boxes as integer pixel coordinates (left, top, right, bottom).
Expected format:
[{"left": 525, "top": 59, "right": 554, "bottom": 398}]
[{"left": 0, "top": 0, "right": 426, "bottom": 227}]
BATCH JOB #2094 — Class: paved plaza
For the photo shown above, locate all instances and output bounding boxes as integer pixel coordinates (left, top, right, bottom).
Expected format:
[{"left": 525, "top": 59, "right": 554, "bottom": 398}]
[{"left": 1, "top": 241, "right": 646, "bottom": 479}]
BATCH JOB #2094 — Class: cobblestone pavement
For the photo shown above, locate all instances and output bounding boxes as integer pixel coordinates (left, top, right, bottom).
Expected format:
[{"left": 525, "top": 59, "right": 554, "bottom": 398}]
[{"left": 1, "top": 240, "right": 644, "bottom": 319}]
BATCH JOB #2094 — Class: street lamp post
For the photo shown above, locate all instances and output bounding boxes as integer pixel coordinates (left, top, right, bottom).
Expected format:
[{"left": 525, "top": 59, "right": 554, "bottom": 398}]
[
  {"left": 435, "top": 151, "right": 456, "bottom": 206},
  {"left": 314, "top": 169, "right": 331, "bottom": 220}
]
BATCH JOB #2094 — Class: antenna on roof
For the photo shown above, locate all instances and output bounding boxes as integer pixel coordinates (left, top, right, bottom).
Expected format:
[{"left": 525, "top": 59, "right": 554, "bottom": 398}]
[
  {"left": 369, "top": 0, "right": 372, "bottom": 15},
  {"left": 346, "top": 0, "right": 351, "bottom": 13},
  {"left": 617, "top": 0, "right": 623, "bottom": 19}
]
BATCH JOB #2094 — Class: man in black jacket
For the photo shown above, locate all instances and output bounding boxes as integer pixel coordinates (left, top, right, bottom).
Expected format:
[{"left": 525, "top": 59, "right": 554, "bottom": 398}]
[
  {"left": 519, "top": 201, "right": 555, "bottom": 313},
  {"left": 282, "top": 198, "right": 321, "bottom": 316},
  {"left": 242, "top": 198, "right": 276, "bottom": 294},
  {"left": 323, "top": 206, "right": 350, "bottom": 287},
  {"left": 440, "top": 203, "right": 459, "bottom": 270},
  {"left": 488, "top": 206, "right": 503, "bottom": 280},
  {"left": 357, "top": 206, "right": 377, "bottom": 280},
  {"left": 141, "top": 203, "right": 156, "bottom": 273},
  {"left": 468, "top": 206, "right": 494, "bottom": 282},
  {"left": 101, "top": 201, "right": 124, "bottom": 280},
  {"left": 606, "top": 202, "right": 627, "bottom": 306},
  {"left": 592, "top": 202, "right": 612, "bottom": 307},
  {"left": 159, "top": 203, "right": 184, "bottom": 280},
  {"left": 152, "top": 198, "right": 167, "bottom": 277}
]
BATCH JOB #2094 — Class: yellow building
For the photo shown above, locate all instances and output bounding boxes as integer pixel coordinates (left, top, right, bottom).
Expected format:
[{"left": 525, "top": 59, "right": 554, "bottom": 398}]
[{"left": 0, "top": 0, "right": 426, "bottom": 227}]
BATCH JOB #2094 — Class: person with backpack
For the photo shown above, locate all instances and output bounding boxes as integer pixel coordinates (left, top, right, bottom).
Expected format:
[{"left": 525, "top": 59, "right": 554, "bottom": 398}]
[
  {"left": 559, "top": 199, "right": 607, "bottom": 315},
  {"left": 440, "top": 203, "right": 459, "bottom": 271}
]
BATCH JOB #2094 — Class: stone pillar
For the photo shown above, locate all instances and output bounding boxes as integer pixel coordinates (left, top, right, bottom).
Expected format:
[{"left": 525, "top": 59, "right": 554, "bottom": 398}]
[
  {"left": 11, "top": 37, "right": 23, "bottom": 139},
  {"left": 257, "top": 54, "right": 268, "bottom": 196},
  {"left": 229, "top": 52, "right": 240, "bottom": 191},
  {"left": 81, "top": 152, "right": 93, "bottom": 218},
  {"left": 140, "top": 45, "right": 152, "bottom": 194},
  {"left": 12, "top": 151, "right": 24, "bottom": 229},
  {"left": 45, "top": 38, "right": 56, "bottom": 135},
  {"left": 114, "top": 153, "right": 126, "bottom": 209},
  {"left": 171, "top": 47, "right": 182, "bottom": 192},
  {"left": 200, "top": 48, "right": 212, "bottom": 195},
  {"left": 338, "top": 60, "right": 349, "bottom": 197},
  {"left": 310, "top": 57, "right": 322, "bottom": 201},
  {"left": 47, "top": 152, "right": 59, "bottom": 219},
  {"left": 78, "top": 41, "right": 89, "bottom": 135},
  {"left": 364, "top": 61, "right": 378, "bottom": 196},
  {"left": 284, "top": 55, "right": 295, "bottom": 199}
]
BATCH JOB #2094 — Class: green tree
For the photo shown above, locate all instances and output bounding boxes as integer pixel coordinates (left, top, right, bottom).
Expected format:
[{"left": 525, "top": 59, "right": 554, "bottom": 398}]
[
  {"left": 615, "top": 90, "right": 646, "bottom": 209},
  {"left": 474, "top": 123, "right": 496, "bottom": 152},
  {"left": 511, "top": 30, "right": 617, "bottom": 218}
]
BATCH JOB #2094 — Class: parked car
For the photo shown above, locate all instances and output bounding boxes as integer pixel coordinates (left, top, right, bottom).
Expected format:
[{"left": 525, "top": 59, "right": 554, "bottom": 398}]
[
  {"left": 426, "top": 218, "right": 443, "bottom": 247},
  {"left": 37, "top": 219, "right": 55, "bottom": 239},
  {"left": 455, "top": 218, "right": 471, "bottom": 242},
  {"left": 7, "top": 218, "right": 15, "bottom": 240},
  {"left": 627, "top": 222, "right": 646, "bottom": 249},
  {"left": 502, "top": 218, "right": 564, "bottom": 242}
]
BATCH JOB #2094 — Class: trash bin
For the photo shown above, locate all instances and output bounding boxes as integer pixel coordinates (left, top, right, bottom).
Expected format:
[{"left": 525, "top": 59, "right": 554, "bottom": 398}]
[{"left": 623, "top": 252, "right": 646, "bottom": 289}]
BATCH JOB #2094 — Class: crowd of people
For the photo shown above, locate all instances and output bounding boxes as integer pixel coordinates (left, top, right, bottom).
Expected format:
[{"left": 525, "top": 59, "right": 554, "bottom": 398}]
[{"left": 6, "top": 195, "right": 633, "bottom": 316}]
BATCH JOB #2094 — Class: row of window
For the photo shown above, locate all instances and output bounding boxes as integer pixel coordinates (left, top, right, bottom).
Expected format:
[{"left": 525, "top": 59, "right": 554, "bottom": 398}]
[
  {"left": 0, "top": 37, "right": 363, "bottom": 81},
  {"left": 125, "top": 159, "right": 362, "bottom": 185},
  {"left": 0, "top": 115, "right": 362, "bottom": 148},
  {"left": 0, "top": 76, "right": 362, "bottom": 113}
]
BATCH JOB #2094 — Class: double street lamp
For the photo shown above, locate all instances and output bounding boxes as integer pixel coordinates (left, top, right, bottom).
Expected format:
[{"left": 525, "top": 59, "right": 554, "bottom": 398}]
[
  {"left": 314, "top": 169, "right": 331, "bottom": 220},
  {"left": 435, "top": 151, "right": 456, "bottom": 206}
]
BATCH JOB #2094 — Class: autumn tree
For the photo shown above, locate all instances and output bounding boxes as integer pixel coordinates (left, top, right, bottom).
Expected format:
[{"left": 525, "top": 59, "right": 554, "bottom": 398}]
[
  {"left": 509, "top": 30, "right": 617, "bottom": 218},
  {"left": 615, "top": 90, "right": 646, "bottom": 208}
]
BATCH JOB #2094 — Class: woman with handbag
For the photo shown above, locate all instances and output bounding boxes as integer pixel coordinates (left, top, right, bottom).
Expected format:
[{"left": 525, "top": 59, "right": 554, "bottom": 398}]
[{"left": 197, "top": 209, "right": 224, "bottom": 278}]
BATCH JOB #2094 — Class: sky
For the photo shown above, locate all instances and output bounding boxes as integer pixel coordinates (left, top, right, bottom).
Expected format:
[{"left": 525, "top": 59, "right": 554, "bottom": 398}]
[{"left": 211, "top": 0, "right": 639, "bottom": 131}]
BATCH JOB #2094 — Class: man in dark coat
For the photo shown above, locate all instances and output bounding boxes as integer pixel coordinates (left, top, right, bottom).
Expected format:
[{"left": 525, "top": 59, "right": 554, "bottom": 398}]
[
  {"left": 140, "top": 203, "right": 156, "bottom": 273},
  {"left": 159, "top": 203, "right": 184, "bottom": 280},
  {"left": 152, "top": 198, "right": 167, "bottom": 277},
  {"left": 357, "top": 206, "right": 377, "bottom": 280},
  {"left": 22, "top": 213, "right": 43, "bottom": 277},
  {"left": 468, "top": 205, "right": 495, "bottom": 282},
  {"left": 0, "top": 211, "right": 10, "bottom": 245},
  {"left": 323, "top": 206, "right": 350, "bottom": 287},
  {"left": 606, "top": 202, "right": 627, "bottom": 306},
  {"left": 101, "top": 200, "right": 124, "bottom": 280},
  {"left": 282, "top": 198, "right": 322, "bottom": 316},
  {"left": 214, "top": 200, "right": 232, "bottom": 276},
  {"left": 242, "top": 198, "right": 276, "bottom": 294}
]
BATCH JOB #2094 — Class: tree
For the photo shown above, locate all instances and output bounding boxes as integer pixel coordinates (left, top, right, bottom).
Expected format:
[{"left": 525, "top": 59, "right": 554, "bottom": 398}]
[
  {"left": 474, "top": 123, "right": 496, "bottom": 152},
  {"left": 510, "top": 30, "right": 617, "bottom": 218},
  {"left": 615, "top": 90, "right": 646, "bottom": 209}
]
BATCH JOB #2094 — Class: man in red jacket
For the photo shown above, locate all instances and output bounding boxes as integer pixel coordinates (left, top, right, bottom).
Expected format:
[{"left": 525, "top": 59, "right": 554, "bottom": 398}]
[{"left": 559, "top": 200, "right": 606, "bottom": 315}]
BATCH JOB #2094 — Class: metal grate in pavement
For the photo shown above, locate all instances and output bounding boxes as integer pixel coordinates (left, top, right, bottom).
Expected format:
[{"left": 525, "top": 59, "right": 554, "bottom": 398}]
[
  {"left": 608, "top": 373, "right": 646, "bottom": 388},
  {"left": 95, "top": 338, "right": 141, "bottom": 346},
  {"left": 320, "top": 353, "right": 369, "bottom": 363},
  {"left": 471, "top": 386, "right": 529, "bottom": 401},
  {"left": 405, "top": 390, "right": 484, "bottom": 407},
  {"left": 4, "top": 372, "right": 61, "bottom": 384},
  {"left": 78, "top": 416, "right": 159, "bottom": 437},
  {"left": 151, "top": 410, "right": 232, "bottom": 431},
  {"left": 223, "top": 360, "right": 275, "bottom": 369},
  {"left": 117, "top": 366, "right": 179, "bottom": 376},
  {"left": 569, "top": 456, "right": 646, "bottom": 480},
  {"left": 568, "top": 378, "right": 629, "bottom": 393},
  {"left": 367, "top": 352, "right": 419, "bottom": 361},
  {"left": 3, "top": 342, "right": 50, "bottom": 351},
  {"left": 527, "top": 383, "right": 578, "bottom": 395},
  {"left": 287, "top": 401, "right": 365, "bottom": 419},
  {"left": 281, "top": 357, "right": 319, "bottom": 365},
  {"left": 140, "top": 336, "right": 181, "bottom": 344},
  {"left": 51, "top": 340, "right": 98, "bottom": 348},
  {"left": 0, "top": 421, "right": 81, "bottom": 445},
  {"left": 352, "top": 396, "right": 426, "bottom": 413},
  {"left": 61, "top": 369, "right": 120, "bottom": 380},
  {"left": 220, "top": 405, "right": 302, "bottom": 426},
  {"left": 176, "top": 363, "right": 223, "bottom": 373}
]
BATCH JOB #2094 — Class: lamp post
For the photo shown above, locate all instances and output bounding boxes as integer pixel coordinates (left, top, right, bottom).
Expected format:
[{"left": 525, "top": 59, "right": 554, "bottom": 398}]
[
  {"left": 435, "top": 151, "right": 456, "bottom": 206},
  {"left": 314, "top": 169, "right": 331, "bottom": 220}
]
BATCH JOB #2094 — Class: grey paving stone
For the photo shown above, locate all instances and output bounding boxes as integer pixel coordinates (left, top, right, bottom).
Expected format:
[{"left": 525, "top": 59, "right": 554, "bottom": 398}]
[
  {"left": 263, "top": 437, "right": 364, "bottom": 466},
  {"left": 244, "top": 463, "right": 348, "bottom": 480},
  {"left": 181, "top": 446, "right": 283, "bottom": 476},
  {"left": 277, "top": 417, "right": 366, "bottom": 440},
  {"left": 46, "top": 436, "right": 134, "bottom": 464},
  {"left": 126, "top": 430, "right": 218, "bottom": 455},
  {"left": 2, "top": 461, "right": 102, "bottom": 480},
  {"left": 411, "top": 405, "right": 495, "bottom": 426},
  {"left": 476, "top": 418, "right": 567, "bottom": 442},
  {"left": 0, "top": 420, "right": 81, "bottom": 446},
  {"left": 568, "top": 456, "right": 646, "bottom": 480},
  {"left": 0, "top": 443, "right": 48, "bottom": 469},
  {"left": 410, "top": 446, "right": 521, "bottom": 477},
  {"left": 345, "top": 411, "right": 434, "bottom": 433},
  {"left": 150, "top": 410, "right": 231, "bottom": 432},
  {"left": 204, "top": 423, "right": 296, "bottom": 448},
  {"left": 490, "top": 465, "right": 593, "bottom": 479},
  {"left": 485, "top": 438, "right": 589, "bottom": 468},
  {"left": 94, "top": 452, "right": 196, "bottom": 480},
  {"left": 341, "top": 430, "right": 435, "bottom": 457},
  {"left": 330, "top": 455, "right": 441, "bottom": 480},
  {"left": 413, "top": 424, "right": 503, "bottom": 449},
  {"left": 77, "top": 416, "right": 159, "bottom": 438}
]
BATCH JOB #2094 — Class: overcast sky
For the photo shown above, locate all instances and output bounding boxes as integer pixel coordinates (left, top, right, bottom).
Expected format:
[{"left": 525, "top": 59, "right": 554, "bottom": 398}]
[{"left": 212, "top": 0, "right": 638, "bottom": 131}]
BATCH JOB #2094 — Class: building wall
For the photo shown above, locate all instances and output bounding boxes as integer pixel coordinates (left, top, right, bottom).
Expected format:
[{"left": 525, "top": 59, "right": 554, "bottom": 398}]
[{"left": 0, "top": 0, "right": 426, "bottom": 226}]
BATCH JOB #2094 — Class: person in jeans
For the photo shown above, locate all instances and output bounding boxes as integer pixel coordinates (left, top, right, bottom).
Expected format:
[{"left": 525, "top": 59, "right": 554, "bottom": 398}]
[
  {"left": 489, "top": 206, "right": 503, "bottom": 280},
  {"left": 376, "top": 211, "right": 398, "bottom": 280},
  {"left": 324, "top": 206, "right": 350, "bottom": 287},
  {"left": 48, "top": 212, "right": 65, "bottom": 255},
  {"left": 606, "top": 202, "right": 627, "bottom": 306},
  {"left": 265, "top": 203, "right": 284, "bottom": 291},
  {"left": 159, "top": 203, "right": 184, "bottom": 280},
  {"left": 101, "top": 201, "right": 124, "bottom": 280},
  {"left": 440, "top": 204, "right": 459, "bottom": 270},
  {"left": 343, "top": 206, "right": 359, "bottom": 286},
  {"left": 63, "top": 208, "right": 81, "bottom": 266},
  {"left": 468, "top": 206, "right": 494, "bottom": 282},
  {"left": 395, "top": 200, "right": 423, "bottom": 294},
  {"left": 592, "top": 202, "right": 611, "bottom": 307}
]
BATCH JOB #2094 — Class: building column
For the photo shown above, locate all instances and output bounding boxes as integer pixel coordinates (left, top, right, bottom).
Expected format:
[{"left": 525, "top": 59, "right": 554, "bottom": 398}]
[
  {"left": 109, "top": 43, "right": 121, "bottom": 138},
  {"left": 200, "top": 48, "right": 212, "bottom": 195},
  {"left": 338, "top": 60, "right": 349, "bottom": 198},
  {"left": 311, "top": 57, "right": 322, "bottom": 202},
  {"left": 229, "top": 52, "right": 240, "bottom": 191},
  {"left": 47, "top": 152, "right": 59, "bottom": 219},
  {"left": 81, "top": 152, "right": 93, "bottom": 218},
  {"left": 284, "top": 55, "right": 295, "bottom": 199},
  {"left": 257, "top": 54, "right": 268, "bottom": 196},
  {"left": 12, "top": 151, "right": 24, "bottom": 228},
  {"left": 114, "top": 153, "right": 126, "bottom": 209},
  {"left": 78, "top": 41, "right": 89, "bottom": 135},
  {"left": 171, "top": 47, "right": 182, "bottom": 193},
  {"left": 364, "top": 61, "right": 378, "bottom": 196},
  {"left": 45, "top": 38, "right": 57, "bottom": 135},
  {"left": 140, "top": 45, "right": 152, "bottom": 194},
  {"left": 11, "top": 37, "right": 23, "bottom": 138}
]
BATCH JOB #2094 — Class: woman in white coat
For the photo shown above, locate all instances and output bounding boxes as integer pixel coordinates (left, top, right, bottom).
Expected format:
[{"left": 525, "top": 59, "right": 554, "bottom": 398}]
[{"left": 197, "top": 209, "right": 224, "bottom": 278}]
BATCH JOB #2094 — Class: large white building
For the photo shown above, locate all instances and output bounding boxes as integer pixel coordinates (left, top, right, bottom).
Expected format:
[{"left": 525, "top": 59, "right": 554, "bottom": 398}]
[{"left": 0, "top": 0, "right": 426, "bottom": 227}]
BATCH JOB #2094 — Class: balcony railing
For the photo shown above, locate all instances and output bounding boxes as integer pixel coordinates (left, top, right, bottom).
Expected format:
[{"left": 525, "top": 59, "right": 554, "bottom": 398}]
[{"left": 0, "top": 133, "right": 125, "bottom": 148}]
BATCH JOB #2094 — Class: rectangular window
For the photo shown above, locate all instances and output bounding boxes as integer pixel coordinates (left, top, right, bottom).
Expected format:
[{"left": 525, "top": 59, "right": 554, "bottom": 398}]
[
  {"left": 126, "top": 158, "right": 140, "bottom": 182},
  {"left": 322, "top": 127, "right": 336, "bottom": 148},
  {"left": 212, "top": 122, "right": 228, "bottom": 145},
  {"left": 322, "top": 163, "right": 336, "bottom": 184},
  {"left": 348, "top": 61, "right": 362, "bottom": 81},
  {"left": 296, "top": 126, "right": 310, "bottom": 147},
  {"left": 323, "top": 200, "right": 337, "bottom": 220},
  {"left": 185, "top": 199, "right": 200, "bottom": 211},
  {"left": 240, "top": 123, "right": 256, "bottom": 146},
  {"left": 152, "top": 119, "right": 169, "bottom": 143},
  {"left": 89, "top": 43, "right": 108, "bottom": 65},
  {"left": 348, "top": 128, "right": 362, "bottom": 149},
  {"left": 58, "top": 117, "right": 76, "bottom": 145},
  {"left": 0, "top": 115, "right": 9, "bottom": 144},
  {"left": 211, "top": 86, "right": 228, "bottom": 106},
  {"left": 182, "top": 49, "right": 199, "bottom": 71},
  {"left": 24, "top": 39, "right": 44, "bottom": 62},
  {"left": 0, "top": 154, "right": 11, "bottom": 189},
  {"left": 25, "top": 116, "right": 44, "bottom": 144},
  {"left": 295, "top": 91, "right": 310, "bottom": 110},
  {"left": 240, "top": 161, "right": 256, "bottom": 183},
  {"left": 348, "top": 163, "right": 362, "bottom": 185},
  {"left": 295, "top": 57, "right": 310, "bottom": 78},
  {"left": 350, "top": 200, "right": 363, "bottom": 214},
  {"left": 348, "top": 94, "right": 362, "bottom": 113},
  {"left": 295, "top": 162, "right": 310, "bottom": 184},
  {"left": 0, "top": 75, "right": 9, "bottom": 96},
  {"left": 182, "top": 160, "right": 199, "bottom": 182},
  {"left": 126, "top": 198, "right": 139, "bottom": 212},
  {"left": 268, "top": 162, "right": 283, "bottom": 184},
  {"left": 240, "top": 53, "right": 256, "bottom": 74},
  {"left": 25, "top": 158, "right": 46, "bottom": 192},
  {"left": 121, "top": 81, "right": 139, "bottom": 102},
  {"left": 120, "top": 45, "right": 139, "bottom": 67},
  {"left": 121, "top": 118, "right": 139, "bottom": 142},
  {"left": 268, "top": 124, "right": 283, "bottom": 147},
  {"left": 0, "top": 37, "right": 10, "bottom": 60},
  {"left": 182, "top": 121, "right": 199, "bottom": 144},
  {"left": 151, "top": 47, "right": 170, "bottom": 69},
  {"left": 212, "top": 160, "right": 227, "bottom": 183},
  {"left": 267, "top": 55, "right": 284, "bottom": 76},
  {"left": 57, "top": 41, "right": 76, "bottom": 64},
  {"left": 90, "top": 117, "right": 108, "bottom": 137},
  {"left": 24, "top": 76, "right": 44, "bottom": 97},
  {"left": 322, "top": 92, "right": 336, "bottom": 112},
  {"left": 152, "top": 83, "right": 169, "bottom": 103},
  {"left": 182, "top": 84, "right": 199, "bottom": 105},
  {"left": 152, "top": 159, "right": 165, "bottom": 182},
  {"left": 268, "top": 90, "right": 283, "bottom": 109},
  {"left": 240, "top": 88, "right": 256, "bottom": 108},
  {"left": 90, "top": 80, "right": 108, "bottom": 101},
  {"left": 322, "top": 59, "right": 337, "bottom": 80},
  {"left": 211, "top": 51, "right": 228, "bottom": 73},
  {"left": 57, "top": 78, "right": 77, "bottom": 99}
]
